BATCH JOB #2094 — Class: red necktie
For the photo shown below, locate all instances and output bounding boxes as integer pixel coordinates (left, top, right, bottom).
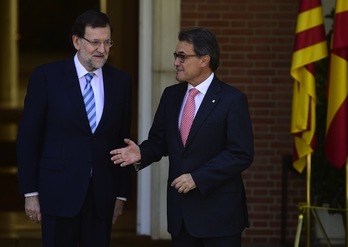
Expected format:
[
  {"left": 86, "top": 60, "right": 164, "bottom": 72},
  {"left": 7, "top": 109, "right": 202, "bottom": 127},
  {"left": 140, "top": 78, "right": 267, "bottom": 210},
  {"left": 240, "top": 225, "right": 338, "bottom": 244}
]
[{"left": 180, "top": 88, "right": 200, "bottom": 146}]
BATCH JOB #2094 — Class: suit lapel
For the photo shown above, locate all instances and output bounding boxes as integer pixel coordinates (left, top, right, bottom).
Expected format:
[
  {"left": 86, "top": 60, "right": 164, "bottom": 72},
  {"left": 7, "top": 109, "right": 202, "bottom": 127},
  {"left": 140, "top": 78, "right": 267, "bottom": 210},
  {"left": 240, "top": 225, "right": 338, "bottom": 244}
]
[
  {"left": 96, "top": 66, "right": 112, "bottom": 133},
  {"left": 61, "top": 59, "right": 92, "bottom": 133},
  {"left": 173, "top": 83, "right": 189, "bottom": 146}
]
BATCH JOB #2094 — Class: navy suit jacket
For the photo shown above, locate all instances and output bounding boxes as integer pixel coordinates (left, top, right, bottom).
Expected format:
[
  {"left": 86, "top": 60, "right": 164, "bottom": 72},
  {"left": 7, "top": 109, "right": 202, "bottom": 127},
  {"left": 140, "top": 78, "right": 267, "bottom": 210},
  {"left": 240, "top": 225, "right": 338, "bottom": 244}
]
[
  {"left": 139, "top": 76, "right": 254, "bottom": 237},
  {"left": 17, "top": 58, "right": 132, "bottom": 219}
]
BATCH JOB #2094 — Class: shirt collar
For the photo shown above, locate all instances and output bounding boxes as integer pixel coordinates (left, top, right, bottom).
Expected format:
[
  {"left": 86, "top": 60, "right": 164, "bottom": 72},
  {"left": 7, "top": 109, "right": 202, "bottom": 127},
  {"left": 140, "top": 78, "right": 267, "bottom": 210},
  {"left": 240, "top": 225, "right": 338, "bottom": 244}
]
[
  {"left": 187, "top": 72, "right": 214, "bottom": 95},
  {"left": 74, "top": 53, "right": 102, "bottom": 79}
]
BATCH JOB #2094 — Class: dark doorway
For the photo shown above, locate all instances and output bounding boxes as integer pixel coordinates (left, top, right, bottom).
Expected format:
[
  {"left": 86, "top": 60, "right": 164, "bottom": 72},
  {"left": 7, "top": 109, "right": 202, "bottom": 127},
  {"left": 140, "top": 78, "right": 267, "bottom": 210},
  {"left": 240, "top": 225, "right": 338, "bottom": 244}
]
[{"left": 0, "top": 0, "right": 139, "bottom": 238}]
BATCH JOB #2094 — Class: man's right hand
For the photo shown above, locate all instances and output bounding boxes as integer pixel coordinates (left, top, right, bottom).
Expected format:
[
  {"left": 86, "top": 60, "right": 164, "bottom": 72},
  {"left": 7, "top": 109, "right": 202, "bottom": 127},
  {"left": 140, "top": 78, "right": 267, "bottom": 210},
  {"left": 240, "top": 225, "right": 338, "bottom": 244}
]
[
  {"left": 25, "top": 195, "right": 41, "bottom": 223},
  {"left": 110, "top": 138, "right": 141, "bottom": 167}
]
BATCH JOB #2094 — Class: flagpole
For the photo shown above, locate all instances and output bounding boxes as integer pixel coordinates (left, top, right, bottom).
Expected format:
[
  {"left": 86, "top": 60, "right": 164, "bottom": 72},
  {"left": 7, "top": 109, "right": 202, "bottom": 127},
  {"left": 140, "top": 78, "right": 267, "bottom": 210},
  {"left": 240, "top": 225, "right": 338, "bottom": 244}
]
[
  {"left": 346, "top": 158, "right": 348, "bottom": 247},
  {"left": 306, "top": 153, "right": 311, "bottom": 247}
]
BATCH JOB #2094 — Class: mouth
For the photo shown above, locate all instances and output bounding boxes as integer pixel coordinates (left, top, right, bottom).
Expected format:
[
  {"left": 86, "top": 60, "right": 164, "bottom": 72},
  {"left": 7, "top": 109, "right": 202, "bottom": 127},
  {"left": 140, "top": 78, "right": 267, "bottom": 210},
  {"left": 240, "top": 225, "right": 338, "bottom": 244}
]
[
  {"left": 93, "top": 54, "right": 105, "bottom": 59},
  {"left": 176, "top": 67, "right": 184, "bottom": 73}
]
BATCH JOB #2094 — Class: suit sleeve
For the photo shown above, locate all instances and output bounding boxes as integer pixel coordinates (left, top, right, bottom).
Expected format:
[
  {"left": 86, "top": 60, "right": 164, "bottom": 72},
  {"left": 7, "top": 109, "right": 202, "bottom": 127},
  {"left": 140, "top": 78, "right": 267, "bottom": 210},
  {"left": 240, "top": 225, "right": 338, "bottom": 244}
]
[
  {"left": 138, "top": 89, "right": 169, "bottom": 168},
  {"left": 116, "top": 73, "right": 133, "bottom": 199},
  {"left": 17, "top": 66, "right": 47, "bottom": 194}
]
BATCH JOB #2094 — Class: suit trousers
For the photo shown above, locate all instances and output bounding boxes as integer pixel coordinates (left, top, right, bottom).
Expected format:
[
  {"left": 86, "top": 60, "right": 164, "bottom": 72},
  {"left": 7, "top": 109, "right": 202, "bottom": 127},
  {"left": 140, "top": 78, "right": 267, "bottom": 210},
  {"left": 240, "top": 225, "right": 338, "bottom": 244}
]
[
  {"left": 172, "top": 222, "right": 242, "bottom": 247},
  {"left": 41, "top": 179, "right": 112, "bottom": 247}
]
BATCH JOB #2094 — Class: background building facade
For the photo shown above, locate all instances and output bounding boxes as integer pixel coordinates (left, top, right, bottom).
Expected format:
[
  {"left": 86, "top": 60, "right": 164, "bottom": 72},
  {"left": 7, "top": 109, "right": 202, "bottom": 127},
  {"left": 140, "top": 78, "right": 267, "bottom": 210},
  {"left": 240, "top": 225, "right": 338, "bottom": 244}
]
[{"left": 2, "top": 0, "right": 338, "bottom": 245}]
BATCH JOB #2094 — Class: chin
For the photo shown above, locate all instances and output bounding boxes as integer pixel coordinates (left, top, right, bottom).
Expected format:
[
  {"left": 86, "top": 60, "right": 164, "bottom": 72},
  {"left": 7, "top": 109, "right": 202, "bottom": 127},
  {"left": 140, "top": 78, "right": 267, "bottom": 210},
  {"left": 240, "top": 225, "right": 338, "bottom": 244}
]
[
  {"left": 175, "top": 74, "right": 185, "bottom": 82},
  {"left": 92, "top": 61, "right": 106, "bottom": 69}
]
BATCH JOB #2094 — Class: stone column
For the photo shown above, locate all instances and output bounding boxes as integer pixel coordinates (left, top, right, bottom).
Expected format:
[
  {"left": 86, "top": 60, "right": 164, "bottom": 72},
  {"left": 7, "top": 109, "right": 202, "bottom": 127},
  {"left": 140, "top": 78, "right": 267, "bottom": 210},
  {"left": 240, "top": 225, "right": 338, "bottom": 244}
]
[
  {"left": 0, "top": 0, "right": 18, "bottom": 107},
  {"left": 137, "top": 0, "right": 180, "bottom": 240},
  {"left": 0, "top": 0, "right": 19, "bottom": 142},
  {"left": 150, "top": 0, "right": 180, "bottom": 239}
]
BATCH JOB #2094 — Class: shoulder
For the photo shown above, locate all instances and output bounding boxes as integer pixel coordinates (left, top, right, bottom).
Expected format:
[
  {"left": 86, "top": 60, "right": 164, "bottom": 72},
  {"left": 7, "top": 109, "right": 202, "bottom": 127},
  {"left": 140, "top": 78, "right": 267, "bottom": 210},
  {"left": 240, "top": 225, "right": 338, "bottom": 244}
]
[
  {"left": 214, "top": 76, "right": 240, "bottom": 91},
  {"left": 102, "top": 63, "right": 131, "bottom": 82},
  {"left": 32, "top": 58, "right": 74, "bottom": 76},
  {"left": 163, "top": 81, "right": 187, "bottom": 94},
  {"left": 213, "top": 76, "right": 245, "bottom": 97},
  {"left": 208, "top": 77, "right": 249, "bottom": 108}
]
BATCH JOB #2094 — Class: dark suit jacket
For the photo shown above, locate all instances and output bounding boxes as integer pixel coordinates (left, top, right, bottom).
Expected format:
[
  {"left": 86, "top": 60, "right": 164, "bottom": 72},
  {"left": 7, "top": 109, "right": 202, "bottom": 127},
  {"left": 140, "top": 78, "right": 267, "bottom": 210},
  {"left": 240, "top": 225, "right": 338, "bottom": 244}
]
[
  {"left": 17, "top": 57, "right": 132, "bottom": 220},
  {"left": 139, "top": 76, "right": 254, "bottom": 237}
]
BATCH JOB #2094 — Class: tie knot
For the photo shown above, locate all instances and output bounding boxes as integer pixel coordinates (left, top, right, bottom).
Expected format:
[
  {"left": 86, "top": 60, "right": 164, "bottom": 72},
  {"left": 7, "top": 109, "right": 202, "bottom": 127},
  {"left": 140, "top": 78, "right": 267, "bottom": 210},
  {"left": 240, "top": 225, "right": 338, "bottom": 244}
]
[
  {"left": 85, "top": 73, "right": 94, "bottom": 84},
  {"left": 189, "top": 88, "right": 200, "bottom": 97}
]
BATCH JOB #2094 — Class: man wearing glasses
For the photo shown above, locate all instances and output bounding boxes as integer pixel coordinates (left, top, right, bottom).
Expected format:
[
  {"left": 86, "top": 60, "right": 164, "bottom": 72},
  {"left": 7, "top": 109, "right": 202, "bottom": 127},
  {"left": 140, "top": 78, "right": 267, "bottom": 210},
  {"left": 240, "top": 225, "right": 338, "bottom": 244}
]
[
  {"left": 111, "top": 27, "right": 254, "bottom": 247},
  {"left": 17, "top": 9, "right": 132, "bottom": 246}
]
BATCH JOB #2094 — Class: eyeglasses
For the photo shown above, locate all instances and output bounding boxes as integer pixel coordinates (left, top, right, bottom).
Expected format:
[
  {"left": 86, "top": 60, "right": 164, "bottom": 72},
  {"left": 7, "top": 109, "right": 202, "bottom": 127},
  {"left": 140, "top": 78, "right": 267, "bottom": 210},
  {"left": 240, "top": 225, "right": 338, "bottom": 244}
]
[
  {"left": 173, "top": 52, "right": 197, "bottom": 63},
  {"left": 81, "top": 37, "right": 114, "bottom": 48}
]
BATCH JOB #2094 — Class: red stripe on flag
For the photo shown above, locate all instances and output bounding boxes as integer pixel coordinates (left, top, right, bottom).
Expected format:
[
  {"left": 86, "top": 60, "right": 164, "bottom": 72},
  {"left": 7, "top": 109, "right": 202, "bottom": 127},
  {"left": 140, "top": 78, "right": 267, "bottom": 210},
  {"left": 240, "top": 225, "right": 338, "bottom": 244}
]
[
  {"left": 294, "top": 25, "right": 326, "bottom": 52},
  {"left": 332, "top": 12, "right": 348, "bottom": 60},
  {"left": 305, "top": 63, "right": 315, "bottom": 76},
  {"left": 325, "top": 98, "right": 348, "bottom": 168},
  {"left": 298, "top": 0, "right": 322, "bottom": 13}
]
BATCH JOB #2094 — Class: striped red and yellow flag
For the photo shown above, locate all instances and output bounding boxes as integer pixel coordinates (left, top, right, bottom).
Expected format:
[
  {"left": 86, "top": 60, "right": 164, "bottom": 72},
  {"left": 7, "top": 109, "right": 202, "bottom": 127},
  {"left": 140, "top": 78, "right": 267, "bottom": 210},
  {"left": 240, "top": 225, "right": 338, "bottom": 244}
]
[
  {"left": 290, "top": 0, "right": 327, "bottom": 173},
  {"left": 325, "top": 0, "right": 348, "bottom": 169}
]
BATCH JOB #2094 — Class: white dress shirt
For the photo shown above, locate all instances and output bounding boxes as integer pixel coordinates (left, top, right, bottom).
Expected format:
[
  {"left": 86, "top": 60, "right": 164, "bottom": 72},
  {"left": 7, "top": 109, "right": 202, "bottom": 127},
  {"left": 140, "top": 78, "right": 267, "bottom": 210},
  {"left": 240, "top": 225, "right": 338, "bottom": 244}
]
[
  {"left": 74, "top": 54, "right": 104, "bottom": 127},
  {"left": 178, "top": 72, "right": 214, "bottom": 128}
]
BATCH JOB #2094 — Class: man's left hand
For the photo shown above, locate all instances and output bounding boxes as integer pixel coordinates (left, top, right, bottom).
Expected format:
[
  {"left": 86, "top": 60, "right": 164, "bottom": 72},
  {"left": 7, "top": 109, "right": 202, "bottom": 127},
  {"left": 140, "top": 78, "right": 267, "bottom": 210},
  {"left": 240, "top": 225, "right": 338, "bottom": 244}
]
[{"left": 171, "top": 173, "right": 196, "bottom": 194}]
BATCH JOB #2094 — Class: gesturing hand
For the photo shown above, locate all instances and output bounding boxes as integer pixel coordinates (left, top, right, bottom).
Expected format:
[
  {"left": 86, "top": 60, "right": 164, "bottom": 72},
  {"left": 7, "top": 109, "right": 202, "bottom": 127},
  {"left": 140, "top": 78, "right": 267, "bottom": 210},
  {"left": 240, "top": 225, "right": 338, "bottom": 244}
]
[{"left": 110, "top": 138, "right": 141, "bottom": 166}]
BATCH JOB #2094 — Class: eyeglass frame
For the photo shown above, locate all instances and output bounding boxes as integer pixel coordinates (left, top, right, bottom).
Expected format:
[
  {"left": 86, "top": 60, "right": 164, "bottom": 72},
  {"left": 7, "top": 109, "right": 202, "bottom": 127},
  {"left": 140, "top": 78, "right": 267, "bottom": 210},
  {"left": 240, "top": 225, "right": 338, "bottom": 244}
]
[
  {"left": 81, "top": 37, "right": 114, "bottom": 48},
  {"left": 173, "top": 52, "right": 198, "bottom": 63}
]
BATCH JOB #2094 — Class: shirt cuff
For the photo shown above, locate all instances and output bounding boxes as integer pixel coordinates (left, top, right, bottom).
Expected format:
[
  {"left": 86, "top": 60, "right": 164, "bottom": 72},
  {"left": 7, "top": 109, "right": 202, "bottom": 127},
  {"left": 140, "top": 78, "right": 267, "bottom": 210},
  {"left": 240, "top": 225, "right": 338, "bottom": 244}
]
[
  {"left": 25, "top": 192, "right": 39, "bottom": 197},
  {"left": 133, "top": 161, "right": 141, "bottom": 171},
  {"left": 117, "top": 197, "right": 127, "bottom": 201}
]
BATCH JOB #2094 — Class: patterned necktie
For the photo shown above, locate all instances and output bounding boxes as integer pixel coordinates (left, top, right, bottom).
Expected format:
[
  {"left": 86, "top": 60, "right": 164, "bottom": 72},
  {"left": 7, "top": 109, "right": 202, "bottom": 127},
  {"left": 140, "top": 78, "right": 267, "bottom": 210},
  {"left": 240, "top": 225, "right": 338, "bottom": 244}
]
[
  {"left": 180, "top": 88, "right": 200, "bottom": 146},
  {"left": 83, "top": 73, "right": 96, "bottom": 133}
]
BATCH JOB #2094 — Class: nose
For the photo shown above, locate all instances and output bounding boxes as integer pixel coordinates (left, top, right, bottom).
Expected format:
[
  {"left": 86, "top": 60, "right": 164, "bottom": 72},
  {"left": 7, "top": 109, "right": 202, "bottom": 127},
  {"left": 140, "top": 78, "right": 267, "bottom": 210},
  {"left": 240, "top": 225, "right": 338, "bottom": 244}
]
[
  {"left": 97, "top": 43, "right": 107, "bottom": 52},
  {"left": 174, "top": 57, "right": 181, "bottom": 66}
]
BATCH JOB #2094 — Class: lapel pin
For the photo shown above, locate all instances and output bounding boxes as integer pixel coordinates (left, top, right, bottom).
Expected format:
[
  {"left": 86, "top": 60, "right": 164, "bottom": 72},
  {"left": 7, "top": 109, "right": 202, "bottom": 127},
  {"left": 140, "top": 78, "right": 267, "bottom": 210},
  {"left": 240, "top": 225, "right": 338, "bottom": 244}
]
[{"left": 212, "top": 100, "right": 216, "bottom": 103}]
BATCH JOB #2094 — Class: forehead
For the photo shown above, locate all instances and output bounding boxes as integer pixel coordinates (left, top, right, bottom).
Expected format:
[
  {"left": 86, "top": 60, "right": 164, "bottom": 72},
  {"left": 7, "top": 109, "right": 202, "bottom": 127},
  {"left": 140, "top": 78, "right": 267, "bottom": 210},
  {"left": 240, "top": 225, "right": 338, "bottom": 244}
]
[
  {"left": 175, "top": 41, "right": 194, "bottom": 54},
  {"left": 84, "top": 25, "right": 111, "bottom": 38}
]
